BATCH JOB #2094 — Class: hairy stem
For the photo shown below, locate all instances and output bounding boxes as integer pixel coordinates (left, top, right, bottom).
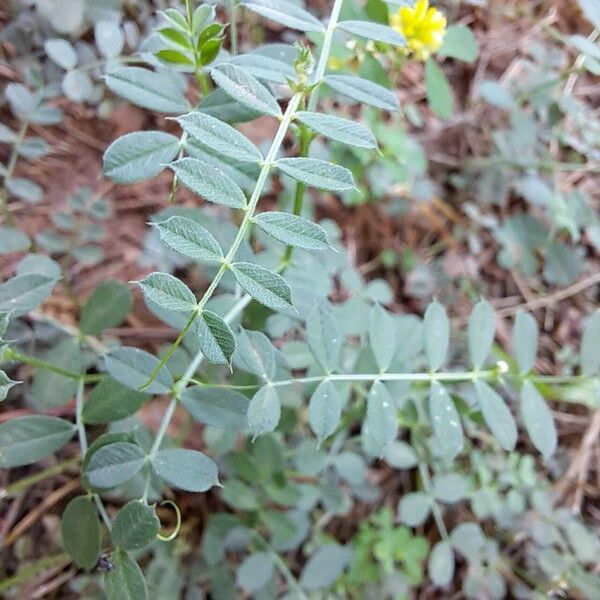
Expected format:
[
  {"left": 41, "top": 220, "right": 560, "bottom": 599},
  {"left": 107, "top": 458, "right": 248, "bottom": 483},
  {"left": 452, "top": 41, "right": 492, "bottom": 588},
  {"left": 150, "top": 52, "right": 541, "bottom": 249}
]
[{"left": 1, "top": 120, "right": 28, "bottom": 226}]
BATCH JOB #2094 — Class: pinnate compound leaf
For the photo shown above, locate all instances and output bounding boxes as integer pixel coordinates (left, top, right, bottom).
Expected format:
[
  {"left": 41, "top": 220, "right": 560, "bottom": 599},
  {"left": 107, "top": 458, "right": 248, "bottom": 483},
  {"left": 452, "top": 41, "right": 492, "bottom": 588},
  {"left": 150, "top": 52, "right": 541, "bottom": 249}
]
[
  {"left": 306, "top": 301, "right": 341, "bottom": 372},
  {"left": 0, "top": 416, "right": 76, "bottom": 468},
  {"left": 241, "top": 0, "right": 324, "bottom": 32},
  {"left": 231, "top": 262, "right": 293, "bottom": 312},
  {"left": 153, "top": 216, "right": 223, "bottom": 262},
  {"left": 83, "top": 377, "right": 146, "bottom": 424},
  {"left": 368, "top": 303, "right": 396, "bottom": 373},
  {"left": 196, "top": 309, "right": 237, "bottom": 365},
  {"left": 106, "top": 67, "right": 189, "bottom": 113},
  {"left": 177, "top": 111, "right": 262, "bottom": 163},
  {"left": 513, "top": 311, "right": 538, "bottom": 374},
  {"left": 296, "top": 111, "right": 377, "bottom": 149},
  {"left": 104, "top": 347, "right": 174, "bottom": 395},
  {"left": 520, "top": 381, "right": 557, "bottom": 459},
  {"left": 153, "top": 448, "right": 219, "bottom": 492},
  {"left": 247, "top": 385, "right": 281, "bottom": 436},
  {"left": 308, "top": 380, "right": 342, "bottom": 443},
  {"left": 236, "top": 551, "right": 275, "bottom": 593},
  {"left": 276, "top": 157, "right": 355, "bottom": 192},
  {"left": 180, "top": 386, "right": 248, "bottom": 430},
  {"left": 0, "top": 274, "right": 57, "bottom": 316},
  {"left": 254, "top": 211, "right": 330, "bottom": 250},
  {"left": 211, "top": 63, "right": 282, "bottom": 117},
  {"left": 79, "top": 280, "right": 133, "bottom": 335},
  {"left": 429, "top": 382, "right": 463, "bottom": 460},
  {"left": 473, "top": 379, "right": 517, "bottom": 451},
  {"left": 338, "top": 20, "right": 406, "bottom": 46},
  {"left": 85, "top": 442, "right": 147, "bottom": 489},
  {"left": 428, "top": 540, "right": 455, "bottom": 587},
  {"left": 106, "top": 549, "right": 148, "bottom": 600},
  {"left": 168, "top": 157, "right": 247, "bottom": 209},
  {"left": 103, "top": 131, "right": 180, "bottom": 184},
  {"left": 323, "top": 74, "right": 399, "bottom": 111},
  {"left": 423, "top": 300, "right": 449, "bottom": 371},
  {"left": 467, "top": 299, "right": 495, "bottom": 369},
  {"left": 581, "top": 310, "right": 600, "bottom": 376},
  {"left": 365, "top": 380, "right": 397, "bottom": 453},
  {"left": 61, "top": 496, "right": 101, "bottom": 570},
  {"left": 112, "top": 500, "right": 160, "bottom": 551},
  {"left": 136, "top": 272, "right": 197, "bottom": 313}
]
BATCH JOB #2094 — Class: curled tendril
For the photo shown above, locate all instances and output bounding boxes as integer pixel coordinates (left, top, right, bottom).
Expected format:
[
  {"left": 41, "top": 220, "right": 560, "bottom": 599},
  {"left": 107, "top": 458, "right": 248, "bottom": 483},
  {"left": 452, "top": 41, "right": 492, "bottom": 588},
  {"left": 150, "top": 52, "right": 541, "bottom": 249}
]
[{"left": 157, "top": 499, "right": 182, "bottom": 542}]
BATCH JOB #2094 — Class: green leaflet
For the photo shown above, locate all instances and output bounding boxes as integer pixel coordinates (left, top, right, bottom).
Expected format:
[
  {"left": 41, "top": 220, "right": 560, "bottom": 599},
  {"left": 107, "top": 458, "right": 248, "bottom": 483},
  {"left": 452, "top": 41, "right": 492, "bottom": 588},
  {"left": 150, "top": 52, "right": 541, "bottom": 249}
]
[
  {"left": 169, "top": 157, "right": 248, "bottom": 209},
  {"left": 467, "top": 300, "right": 495, "bottom": 370},
  {"left": 136, "top": 272, "right": 197, "bottom": 314},
  {"left": 429, "top": 382, "right": 463, "bottom": 460},
  {"left": 423, "top": 300, "right": 449, "bottom": 372},
  {"left": 153, "top": 216, "right": 223, "bottom": 263},
  {"left": 520, "top": 381, "right": 557, "bottom": 460},
  {"left": 365, "top": 380, "right": 397, "bottom": 454},
  {"left": 61, "top": 496, "right": 101, "bottom": 570},
  {"left": 338, "top": 20, "right": 406, "bottom": 46},
  {"left": 104, "top": 347, "right": 174, "bottom": 395},
  {"left": 512, "top": 311, "right": 538, "bottom": 375},
  {"left": 254, "top": 211, "right": 331, "bottom": 250},
  {"left": 196, "top": 309, "right": 237, "bottom": 365},
  {"left": 473, "top": 379, "right": 517, "bottom": 451},
  {"left": 295, "top": 111, "right": 378, "bottom": 149},
  {"left": 247, "top": 385, "right": 281, "bottom": 436},
  {"left": 425, "top": 59, "right": 454, "bottom": 119},
  {"left": 180, "top": 386, "right": 248, "bottom": 430},
  {"left": 234, "top": 328, "right": 277, "bottom": 380},
  {"left": 103, "top": 131, "right": 180, "bottom": 184},
  {"left": 323, "top": 74, "right": 399, "bottom": 111},
  {"left": 106, "top": 67, "right": 190, "bottom": 113},
  {"left": 176, "top": 111, "right": 263, "bottom": 163},
  {"left": 106, "top": 549, "right": 149, "bottom": 600},
  {"left": 306, "top": 301, "right": 341, "bottom": 372},
  {"left": 241, "top": 0, "right": 324, "bottom": 32},
  {"left": 0, "top": 415, "right": 76, "bottom": 468},
  {"left": 230, "top": 262, "right": 293, "bottom": 312},
  {"left": 211, "top": 63, "right": 282, "bottom": 117},
  {"left": 0, "top": 274, "right": 57, "bottom": 316},
  {"left": 308, "top": 380, "right": 341, "bottom": 443},
  {"left": 112, "top": 501, "right": 161, "bottom": 551},
  {"left": 152, "top": 448, "right": 220, "bottom": 492},
  {"left": 368, "top": 303, "right": 396, "bottom": 373},
  {"left": 85, "top": 442, "right": 147, "bottom": 489},
  {"left": 276, "top": 157, "right": 355, "bottom": 192},
  {"left": 83, "top": 377, "right": 147, "bottom": 424}
]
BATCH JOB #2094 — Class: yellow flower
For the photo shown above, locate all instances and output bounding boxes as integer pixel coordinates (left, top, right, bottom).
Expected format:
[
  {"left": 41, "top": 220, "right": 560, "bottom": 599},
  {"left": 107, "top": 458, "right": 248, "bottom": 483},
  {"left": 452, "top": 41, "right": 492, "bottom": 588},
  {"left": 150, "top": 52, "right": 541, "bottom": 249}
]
[{"left": 389, "top": 0, "right": 447, "bottom": 61}]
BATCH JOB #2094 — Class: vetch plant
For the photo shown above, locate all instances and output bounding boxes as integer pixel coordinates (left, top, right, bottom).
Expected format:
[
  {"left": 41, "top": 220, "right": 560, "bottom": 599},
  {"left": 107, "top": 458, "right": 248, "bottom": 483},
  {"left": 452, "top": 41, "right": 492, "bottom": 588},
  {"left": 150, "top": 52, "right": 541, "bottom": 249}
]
[{"left": 1, "top": 1, "right": 599, "bottom": 598}]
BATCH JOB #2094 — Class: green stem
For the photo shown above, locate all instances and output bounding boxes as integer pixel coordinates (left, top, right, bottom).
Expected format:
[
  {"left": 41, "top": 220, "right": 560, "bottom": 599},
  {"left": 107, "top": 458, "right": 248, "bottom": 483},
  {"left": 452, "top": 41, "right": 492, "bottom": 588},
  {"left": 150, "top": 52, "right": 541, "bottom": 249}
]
[
  {"left": 75, "top": 378, "right": 87, "bottom": 455},
  {"left": 282, "top": 125, "right": 311, "bottom": 266},
  {"left": 3, "top": 348, "right": 101, "bottom": 382},
  {"left": 417, "top": 460, "right": 449, "bottom": 539},
  {"left": 1, "top": 120, "right": 28, "bottom": 226},
  {"left": 252, "top": 532, "right": 308, "bottom": 599},
  {"left": 229, "top": 0, "right": 238, "bottom": 56},
  {"left": 0, "top": 458, "right": 79, "bottom": 499},
  {"left": 0, "top": 553, "right": 69, "bottom": 593}
]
